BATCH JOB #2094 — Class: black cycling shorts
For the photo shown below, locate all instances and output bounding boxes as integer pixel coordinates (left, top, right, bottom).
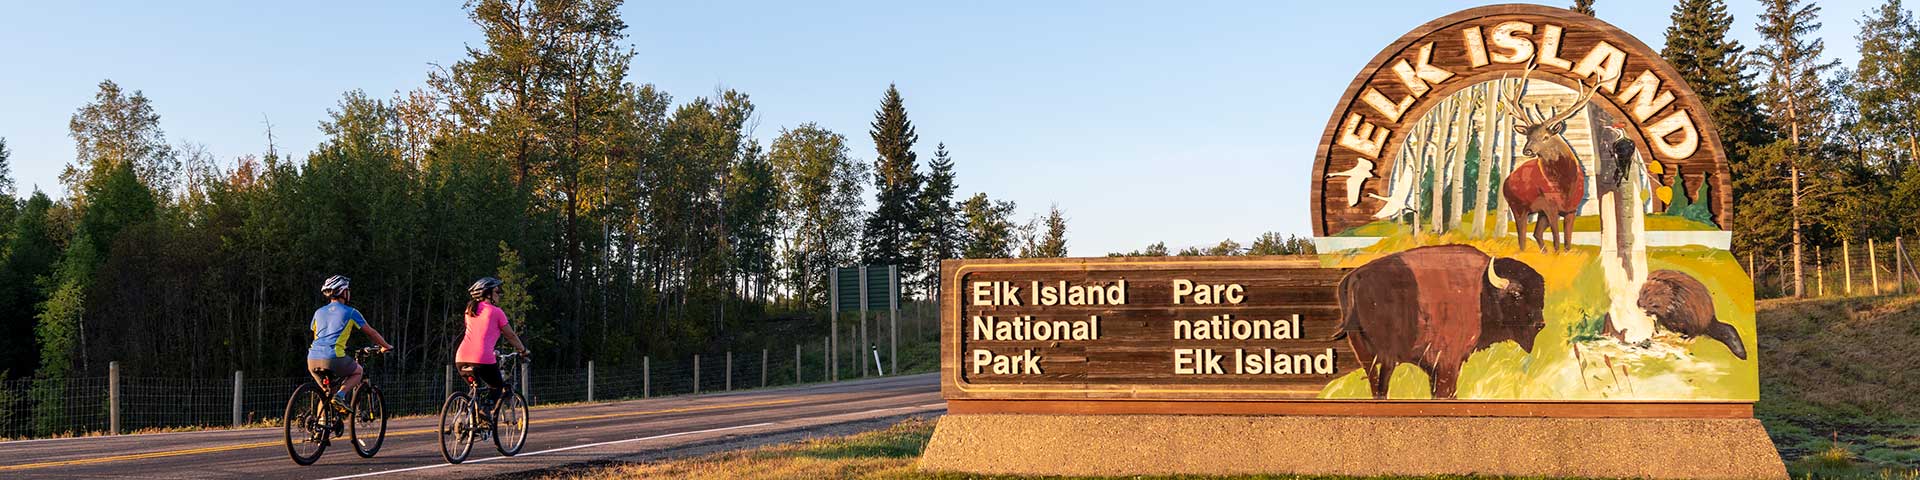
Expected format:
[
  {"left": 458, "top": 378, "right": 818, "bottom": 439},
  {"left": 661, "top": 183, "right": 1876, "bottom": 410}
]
[{"left": 456, "top": 362, "right": 506, "bottom": 390}]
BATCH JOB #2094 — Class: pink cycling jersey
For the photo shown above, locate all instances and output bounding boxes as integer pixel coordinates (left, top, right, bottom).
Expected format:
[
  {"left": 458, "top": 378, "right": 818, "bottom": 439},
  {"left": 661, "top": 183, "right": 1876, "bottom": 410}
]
[{"left": 456, "top": 302, "right": 509, "bottom": 364}]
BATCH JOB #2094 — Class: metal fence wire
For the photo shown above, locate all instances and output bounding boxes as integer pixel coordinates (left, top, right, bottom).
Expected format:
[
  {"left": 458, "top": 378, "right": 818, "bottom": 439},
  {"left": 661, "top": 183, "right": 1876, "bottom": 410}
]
[
  {"left": 1749, "top": 237, "right": 1920, "bottom": 300},
  {"left": 0, "top": 338, "right": 910, "bottom": 441}
]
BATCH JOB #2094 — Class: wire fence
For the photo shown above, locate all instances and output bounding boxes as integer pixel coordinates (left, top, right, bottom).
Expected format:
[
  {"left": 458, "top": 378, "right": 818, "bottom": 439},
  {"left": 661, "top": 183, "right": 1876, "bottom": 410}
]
[
  {"left": 1749, "top": 237, "right": 1920, "bottom": 300},
  {"left": 0, "top": 335, "right": 929, "bottom": 441}
]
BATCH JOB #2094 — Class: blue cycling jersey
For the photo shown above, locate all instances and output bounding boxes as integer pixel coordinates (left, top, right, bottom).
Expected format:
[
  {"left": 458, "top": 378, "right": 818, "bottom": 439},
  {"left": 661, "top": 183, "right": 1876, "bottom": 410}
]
[{"left": 308, "top": 303, "right": 368, "bottom": 360}]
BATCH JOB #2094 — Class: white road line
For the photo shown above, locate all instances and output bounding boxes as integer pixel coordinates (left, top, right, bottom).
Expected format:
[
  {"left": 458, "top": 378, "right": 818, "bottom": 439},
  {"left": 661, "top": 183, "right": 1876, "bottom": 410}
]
[{"left": 316, "top": 422, "right": 772, "bottom": 480}]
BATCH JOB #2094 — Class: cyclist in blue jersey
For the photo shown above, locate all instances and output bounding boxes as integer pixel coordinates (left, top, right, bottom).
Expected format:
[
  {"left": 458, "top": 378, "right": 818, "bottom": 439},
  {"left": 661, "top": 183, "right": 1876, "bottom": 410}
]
[{"left": 308, "top": 275, "right": 394, "bottom": 407}]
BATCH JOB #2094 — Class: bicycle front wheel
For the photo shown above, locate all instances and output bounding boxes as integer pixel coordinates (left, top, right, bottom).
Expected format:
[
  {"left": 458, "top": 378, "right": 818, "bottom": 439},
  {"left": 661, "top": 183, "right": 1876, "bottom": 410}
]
[
  {"left": 349, "top": 383, "right": 387, "bottom": 458},
  {"left": 438, "top": 391, "right": 475, "bottom": 464},
  {"left": 283, "top": 383, "right": 330, "bottom": 466},
  {"left": 492, "top": 390, "right": 529, "bottom": 456}
]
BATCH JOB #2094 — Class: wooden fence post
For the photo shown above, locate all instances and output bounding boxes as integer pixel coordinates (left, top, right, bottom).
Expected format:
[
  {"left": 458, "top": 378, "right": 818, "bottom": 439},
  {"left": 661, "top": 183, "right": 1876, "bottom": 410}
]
[
  {"left": 1872, "top": 238, "right": 1882, "bottom": 295},
  {"left": 693, "top": 354, "right": 701, "bottom": 395},
  {"left": 725, "top": 351, "right": 733, "bottom": 391},
  {"left": 761, "top": 349, "right": 768, "bottom": 388},
  {"left": 587, "top": 361, "right": 595, "bottom": 402},
  {"left": 795, "top": 344, "right": 802, "bottom": 384},
  {"left": 643, "top": 356, "right": 650, "bottom": 398}
]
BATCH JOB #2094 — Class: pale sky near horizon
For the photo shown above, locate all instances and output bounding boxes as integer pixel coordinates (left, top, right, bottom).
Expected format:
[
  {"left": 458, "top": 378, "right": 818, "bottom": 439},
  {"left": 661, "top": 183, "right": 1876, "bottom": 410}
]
[{"left": 0, "top": 0, "right": 1887, "bottom": 255}]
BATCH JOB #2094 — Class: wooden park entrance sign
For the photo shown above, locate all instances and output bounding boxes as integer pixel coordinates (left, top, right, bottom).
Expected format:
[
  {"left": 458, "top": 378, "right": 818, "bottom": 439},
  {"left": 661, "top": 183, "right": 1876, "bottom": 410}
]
[{"left": 920, "top": 5, "right": 1784, "bottom": 479}]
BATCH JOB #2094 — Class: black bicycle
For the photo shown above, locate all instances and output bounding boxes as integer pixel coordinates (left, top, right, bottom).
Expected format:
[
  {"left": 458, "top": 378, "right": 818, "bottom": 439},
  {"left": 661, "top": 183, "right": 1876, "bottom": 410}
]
[
  {"left": 283, "top": 346, "right": 389, "bottom": 466},
  {"left": 438, "top": 351, "right": 529, "bottom": 464}
]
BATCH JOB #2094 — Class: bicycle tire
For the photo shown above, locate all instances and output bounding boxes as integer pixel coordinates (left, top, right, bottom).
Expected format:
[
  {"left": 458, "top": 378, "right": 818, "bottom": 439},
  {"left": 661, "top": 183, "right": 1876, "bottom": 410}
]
[
  {"left": 349, "top": 383, "right": 387, "bottom": 458},
  {"left": 492, "top": 389, "right": 529, "bottom": 456},
  {"left": 438, "top": 391, "right": 475, "bottom": 464},
  {"left": 283, "top": 382, "right": 329, "bottom": 466}
]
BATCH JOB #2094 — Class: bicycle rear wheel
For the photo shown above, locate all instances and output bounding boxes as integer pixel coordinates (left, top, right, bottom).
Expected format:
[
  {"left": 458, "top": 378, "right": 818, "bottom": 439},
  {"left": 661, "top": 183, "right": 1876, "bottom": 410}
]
[
  {"left": 349, "top": 383, "right": 386, "bottom": 458},
  {"left": 438, "top": 391, "right": 475, "bottom": 464},
  {"left": 283, "top": 383, "right": 330, "bottom": 465},
  {"left": 492, "top": 390, "right": 528, "bottom": 456}
]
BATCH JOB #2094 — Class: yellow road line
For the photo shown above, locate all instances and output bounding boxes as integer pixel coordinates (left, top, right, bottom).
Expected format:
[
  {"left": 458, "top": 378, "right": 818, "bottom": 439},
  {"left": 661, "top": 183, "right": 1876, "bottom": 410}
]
[{"left": 0, "top": 398, "right": 802, "bottom": 471}]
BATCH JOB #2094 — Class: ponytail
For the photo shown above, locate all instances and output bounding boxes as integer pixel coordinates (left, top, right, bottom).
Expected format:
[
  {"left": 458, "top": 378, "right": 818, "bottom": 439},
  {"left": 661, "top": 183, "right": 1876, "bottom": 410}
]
[{"left": 466, "top": 299, "right": 482, "bottom": 317}]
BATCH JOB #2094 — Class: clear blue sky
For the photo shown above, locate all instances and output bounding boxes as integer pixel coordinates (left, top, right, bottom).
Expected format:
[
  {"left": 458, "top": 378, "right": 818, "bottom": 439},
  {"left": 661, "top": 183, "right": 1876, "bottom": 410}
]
[{"left": 0, "top": 0, "right": 1884, "bottom": 255}]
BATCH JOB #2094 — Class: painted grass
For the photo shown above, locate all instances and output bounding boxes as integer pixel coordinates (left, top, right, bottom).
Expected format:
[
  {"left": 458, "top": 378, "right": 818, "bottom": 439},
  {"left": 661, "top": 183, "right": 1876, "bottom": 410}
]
[
  {"left": 1332, "top": 213, "right": 1719, "bottom": 237},
  {"left": 1315, "top": 232, "right": 1757, "bottom": 401}
]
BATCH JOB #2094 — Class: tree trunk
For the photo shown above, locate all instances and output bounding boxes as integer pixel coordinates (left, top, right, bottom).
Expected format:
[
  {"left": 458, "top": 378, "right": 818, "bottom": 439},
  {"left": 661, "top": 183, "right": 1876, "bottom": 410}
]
[
  {"left": 1473, "top": 82, "right": 1497, "bottom": 237},
  {"left": 1448, "top": 94, "right": 1472, "bottom": 230},
  {"left": 1589, "top": 105, "right": 1654, "bottom": 342}
]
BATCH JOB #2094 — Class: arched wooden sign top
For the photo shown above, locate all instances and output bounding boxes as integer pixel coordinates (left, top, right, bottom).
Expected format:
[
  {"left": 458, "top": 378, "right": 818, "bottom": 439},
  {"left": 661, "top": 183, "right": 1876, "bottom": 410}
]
[{"left": 1311, "top": 4, "right": 1731, "bottom": 237}]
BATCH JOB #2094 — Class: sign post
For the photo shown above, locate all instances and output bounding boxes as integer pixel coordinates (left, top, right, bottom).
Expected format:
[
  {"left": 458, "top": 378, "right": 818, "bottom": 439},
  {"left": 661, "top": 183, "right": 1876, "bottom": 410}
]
[{"left": 919, "top": 5, "right": 1781, "bottom": 479}]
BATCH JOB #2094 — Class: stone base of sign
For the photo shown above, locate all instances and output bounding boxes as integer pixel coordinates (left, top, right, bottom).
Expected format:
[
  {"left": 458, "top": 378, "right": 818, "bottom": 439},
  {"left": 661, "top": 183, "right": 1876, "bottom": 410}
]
[{"left": 919, "top": 414, "right": 1785, "bottom": 479}]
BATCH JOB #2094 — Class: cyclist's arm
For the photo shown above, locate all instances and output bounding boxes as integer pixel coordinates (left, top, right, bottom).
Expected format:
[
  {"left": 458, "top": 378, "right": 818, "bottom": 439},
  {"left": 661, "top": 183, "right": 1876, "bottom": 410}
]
[
  {"left": 360, "top": 323, "right": 395, "bottom": 351},
  {"left": 500, "top": 321, "right": 528, "bottom": 354},
  {"left": 351, "top": 311, "right": 395, "bottom": 351}
]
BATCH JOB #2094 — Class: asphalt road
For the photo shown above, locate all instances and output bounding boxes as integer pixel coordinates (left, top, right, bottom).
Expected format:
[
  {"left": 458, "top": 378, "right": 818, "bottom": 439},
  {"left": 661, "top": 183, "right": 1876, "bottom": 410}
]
[{"left": 0, "top": 373, "right": 943, "bottom": 479}]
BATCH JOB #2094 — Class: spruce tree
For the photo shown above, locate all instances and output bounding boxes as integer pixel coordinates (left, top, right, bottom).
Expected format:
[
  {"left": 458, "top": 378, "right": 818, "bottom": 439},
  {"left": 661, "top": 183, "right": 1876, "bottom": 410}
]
[
  {"left": 862, "top": 84, "right": 924, "bottom": 295},
  {"left": 1571, "top": 0, "right": 1596, "bottom": 16},
  {"left": 913, "top": 143, "right": 960, "bottom": 298},
  {"left": 1754, "top": 0, "right": 1842, "bottom": 297},
  {"left": 1030, "top": 205, "right": 1068, "bottom": 258}
]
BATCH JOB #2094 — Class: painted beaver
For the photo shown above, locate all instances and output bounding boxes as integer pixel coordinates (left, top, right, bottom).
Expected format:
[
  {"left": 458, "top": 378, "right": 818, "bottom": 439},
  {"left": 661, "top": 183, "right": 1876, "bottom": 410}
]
[{"left": 1637, "top": 270, "right": 1748, "bottom": 360}]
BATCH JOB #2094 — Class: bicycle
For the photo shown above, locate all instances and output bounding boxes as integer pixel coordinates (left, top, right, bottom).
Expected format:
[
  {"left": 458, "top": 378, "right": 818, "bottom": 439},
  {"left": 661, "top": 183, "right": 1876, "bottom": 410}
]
[
  {"left": 439, "top": 350, "right": 530, "bottom": 464},
  {"left": 283, "top": 346, "right": 389, "bottom": 466}
]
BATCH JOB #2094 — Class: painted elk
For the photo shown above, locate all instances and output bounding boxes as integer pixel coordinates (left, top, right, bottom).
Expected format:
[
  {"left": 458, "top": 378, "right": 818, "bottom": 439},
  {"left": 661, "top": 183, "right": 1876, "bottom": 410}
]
[{"left": 1498, "top": 67, "right": 1607, "bottom": 252}]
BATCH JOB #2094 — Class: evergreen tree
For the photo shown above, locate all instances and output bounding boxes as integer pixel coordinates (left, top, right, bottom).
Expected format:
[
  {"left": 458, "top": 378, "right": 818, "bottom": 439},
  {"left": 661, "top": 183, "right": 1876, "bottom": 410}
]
[
  {"left": 862, "top": 84, "right": 924, "bottom": 293},
  {"left": 1663, "top": 0, "right": 1776, "bottom": 178},
  {"left": 912, "top": 143, "right": 960, "bottom": 298},
  {"left": 0, "top": 191, "right": 56, "bottom": 377},
  {"left": 1030, "top": 205, "right": 1068, "bottom": 258},
  {"left": 1571, "top": 0, "right": 1596, "bottom": 16},
  {"left": 0, "top": 139, "right": 14, "bottom": 242},
  {"left": 0, "top": 138, "right": 14, "bottom": 201},
  {"left": 958, "top": 193, "right": 1017, "bottom": 259},
  {"left": 1754, "top": 0, "right": 1843, "bottom": 297}
]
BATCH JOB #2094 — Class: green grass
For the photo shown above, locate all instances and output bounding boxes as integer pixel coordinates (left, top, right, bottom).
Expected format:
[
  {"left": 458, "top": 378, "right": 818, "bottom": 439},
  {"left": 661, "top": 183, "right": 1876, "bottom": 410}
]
[{"left": 1755, "top": 295, "right": 1920, "bottom": 478}]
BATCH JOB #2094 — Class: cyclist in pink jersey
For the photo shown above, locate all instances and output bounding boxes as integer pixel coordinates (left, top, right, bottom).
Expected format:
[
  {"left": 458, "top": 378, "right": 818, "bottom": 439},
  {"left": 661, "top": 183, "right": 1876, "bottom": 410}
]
[{"left": 456, "top": 277, "right": 529, "bottom": 420}]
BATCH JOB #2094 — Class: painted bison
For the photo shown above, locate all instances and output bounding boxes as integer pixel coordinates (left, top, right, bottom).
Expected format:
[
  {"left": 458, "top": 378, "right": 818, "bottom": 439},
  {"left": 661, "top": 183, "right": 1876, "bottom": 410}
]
[
  {"left": 1638, "top": 270, "right": 1748, "bottom": 360},
  {"left": 1331, "top": 245, "right": 1547, "bottom": 399}
]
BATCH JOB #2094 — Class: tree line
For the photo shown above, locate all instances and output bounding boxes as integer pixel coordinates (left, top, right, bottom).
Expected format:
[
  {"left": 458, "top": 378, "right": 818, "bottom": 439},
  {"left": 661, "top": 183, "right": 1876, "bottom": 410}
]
[
  {"left": 0, "top": 0, "right": 1086, "bottom": 385},
  {"left": 1655, "top": 0, "right": 1920, "bottom": 297}
]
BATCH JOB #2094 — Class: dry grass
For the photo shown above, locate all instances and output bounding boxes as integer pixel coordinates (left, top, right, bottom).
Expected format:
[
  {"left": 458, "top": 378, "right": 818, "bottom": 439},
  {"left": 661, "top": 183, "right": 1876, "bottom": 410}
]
[{"left": 533, "top": 417, "right": 935, "bottom": 479}]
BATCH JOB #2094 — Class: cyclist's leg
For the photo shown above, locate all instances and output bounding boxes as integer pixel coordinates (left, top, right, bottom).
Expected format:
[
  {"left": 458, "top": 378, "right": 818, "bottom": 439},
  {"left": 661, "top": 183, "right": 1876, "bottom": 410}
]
[
  {"left": 328, "top": 357, "right": 361, "bottom": 403},
  {"left": 340, "top": 361, "right": 365, "bottom": 394},
  {"left": 474, "top": 364, "right": 507, "bottom": 415},
  {"left": 305, "top": 358, "right": 332, "bottom": 387}
]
